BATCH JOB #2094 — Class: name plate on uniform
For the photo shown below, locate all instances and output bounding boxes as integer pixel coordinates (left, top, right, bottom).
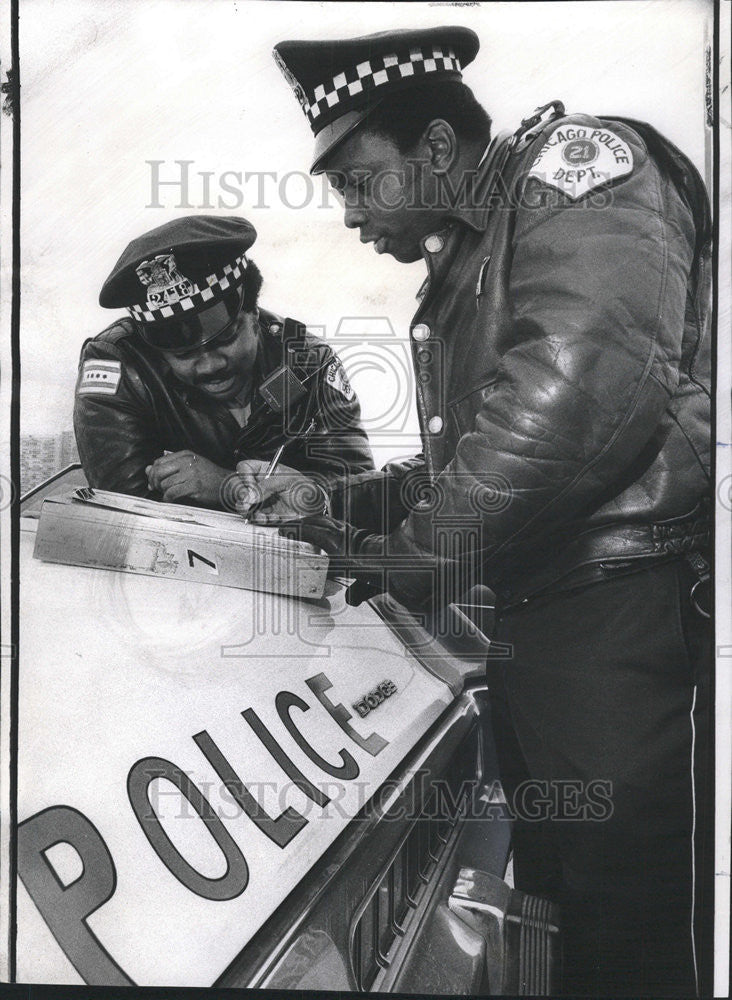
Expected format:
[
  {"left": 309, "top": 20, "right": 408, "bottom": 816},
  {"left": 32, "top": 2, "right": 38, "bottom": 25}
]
[{"left": 33, "top": 489, "right": 328, "bottom": 599}]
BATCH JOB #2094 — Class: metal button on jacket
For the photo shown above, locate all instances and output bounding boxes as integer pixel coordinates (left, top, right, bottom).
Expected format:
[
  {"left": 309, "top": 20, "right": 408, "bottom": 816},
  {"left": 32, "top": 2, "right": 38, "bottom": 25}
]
[
  {"left": 269, "top": 322, "right": 282, "bottom": 334},
  {"left": 412, "top": 323, "right": 431, "bottom": 342},
  {"left": 427, "top": 415, "right": 443, "bottom": 434},
  {"left": 424, "top": 234, "right": 444, "bottom": 253}
]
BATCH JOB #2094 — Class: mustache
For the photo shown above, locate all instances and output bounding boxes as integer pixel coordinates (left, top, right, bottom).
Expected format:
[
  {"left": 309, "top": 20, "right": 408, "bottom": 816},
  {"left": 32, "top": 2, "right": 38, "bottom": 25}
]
[{"left": 193, "top": 369, "right": 231, "bottom": 386}]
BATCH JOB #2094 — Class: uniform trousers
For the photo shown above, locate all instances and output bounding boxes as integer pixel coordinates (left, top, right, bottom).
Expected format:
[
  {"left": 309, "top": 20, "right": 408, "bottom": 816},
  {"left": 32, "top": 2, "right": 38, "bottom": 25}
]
[{"left": 487, "top": 558, "right": 713, "bottom": 996}]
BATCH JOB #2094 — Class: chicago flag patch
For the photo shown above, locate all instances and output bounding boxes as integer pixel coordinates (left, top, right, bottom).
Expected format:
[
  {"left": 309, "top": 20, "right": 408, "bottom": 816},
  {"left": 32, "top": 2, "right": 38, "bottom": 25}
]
[
  {"left": 77, "top": 359, "right": 122, "bottom": 395},
  {"left": 528, "top": 124, "right": 633, "bottom": 200}
]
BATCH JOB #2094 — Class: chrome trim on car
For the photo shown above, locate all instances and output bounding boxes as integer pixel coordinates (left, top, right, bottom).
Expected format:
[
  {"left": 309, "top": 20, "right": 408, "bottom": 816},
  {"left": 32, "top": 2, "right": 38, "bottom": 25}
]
[{"left": 219, "top": 690, "right": 486, "bottom": 988}]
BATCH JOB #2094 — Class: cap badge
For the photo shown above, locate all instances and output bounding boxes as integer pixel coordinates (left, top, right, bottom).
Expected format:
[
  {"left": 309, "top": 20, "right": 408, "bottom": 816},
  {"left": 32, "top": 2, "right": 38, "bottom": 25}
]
[
  {"left": 136, "top": 254, "right": 195, "bottom": 310},
  {"left": 273, "top": 48, "right": 309, "bottom": 114}
]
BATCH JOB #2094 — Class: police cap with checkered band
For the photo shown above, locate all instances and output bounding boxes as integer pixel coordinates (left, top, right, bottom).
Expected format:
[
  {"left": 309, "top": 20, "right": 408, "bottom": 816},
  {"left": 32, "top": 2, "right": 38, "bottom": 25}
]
[
  {"left": 273, "top": 26, "right": 480, "bottom": 173},
  {"left": 99, "top": 216, "right": 257, "bottom": 354}
]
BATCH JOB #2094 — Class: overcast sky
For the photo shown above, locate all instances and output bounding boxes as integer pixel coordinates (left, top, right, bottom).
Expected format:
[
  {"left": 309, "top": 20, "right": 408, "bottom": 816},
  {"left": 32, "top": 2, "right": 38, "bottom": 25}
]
[{"left": 18, "top": 0, "right": 712, "bottom": 467}]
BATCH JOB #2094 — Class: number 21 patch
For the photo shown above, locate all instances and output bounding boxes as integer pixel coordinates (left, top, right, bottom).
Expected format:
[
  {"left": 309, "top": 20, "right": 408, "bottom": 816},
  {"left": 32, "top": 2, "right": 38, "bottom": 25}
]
[{"left": 528, "top": 125, "right": 634, "bottom": 200}]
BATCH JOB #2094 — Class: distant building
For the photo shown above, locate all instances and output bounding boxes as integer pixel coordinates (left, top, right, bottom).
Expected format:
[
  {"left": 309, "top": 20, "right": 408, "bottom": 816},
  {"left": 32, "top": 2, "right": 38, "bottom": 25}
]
[{"left": 21, "top": 430, "right": 79, "bottom": 494}]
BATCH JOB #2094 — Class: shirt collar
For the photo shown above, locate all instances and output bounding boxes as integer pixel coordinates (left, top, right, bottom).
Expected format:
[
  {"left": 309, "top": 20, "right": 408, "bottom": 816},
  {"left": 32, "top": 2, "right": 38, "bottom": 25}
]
[{"left": 442, "top": 129, "right": 515, "bottom": 233}]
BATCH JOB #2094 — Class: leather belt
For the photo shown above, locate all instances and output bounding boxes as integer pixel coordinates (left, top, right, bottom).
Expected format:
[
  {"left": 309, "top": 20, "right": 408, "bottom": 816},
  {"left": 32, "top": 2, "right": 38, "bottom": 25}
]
[{"left": 493, "top": 505, "right": 710, "bottom": 610}]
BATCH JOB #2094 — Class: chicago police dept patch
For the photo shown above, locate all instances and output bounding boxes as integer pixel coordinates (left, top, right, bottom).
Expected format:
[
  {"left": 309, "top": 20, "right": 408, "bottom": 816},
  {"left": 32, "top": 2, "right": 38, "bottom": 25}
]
[
  {"left": 528, "top": 124, "right": 633, "bottom": 200},
  {"left": 325, "top": 359, "right": 354, "bottom": 400}
]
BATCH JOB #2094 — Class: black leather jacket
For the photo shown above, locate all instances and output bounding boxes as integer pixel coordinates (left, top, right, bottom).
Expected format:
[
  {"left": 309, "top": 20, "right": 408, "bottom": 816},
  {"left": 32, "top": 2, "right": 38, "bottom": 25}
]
[
  {"left": 74, "top": 307, "right": 374, "bottom": 498},
  {"left": 330, "top": 111, "right": 712, "bottom": 604}
]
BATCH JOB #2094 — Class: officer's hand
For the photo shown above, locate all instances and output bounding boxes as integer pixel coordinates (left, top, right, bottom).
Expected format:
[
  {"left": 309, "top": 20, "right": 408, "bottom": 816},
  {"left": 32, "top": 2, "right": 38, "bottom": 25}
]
[
  {"left": 234, "top": 459, "right": 327, "bottom": 522},
  {"left": 277, "top": 516, "right": 430, "bottom": 608},
  {"left": 146, "top": 451, "right": 230, "bottom": 507},
  {"left": 277, "top": 515, "right": 378, "bottom": 562},
  {"left": 278, "top": 515, "right": 385, "bottom": 603}
]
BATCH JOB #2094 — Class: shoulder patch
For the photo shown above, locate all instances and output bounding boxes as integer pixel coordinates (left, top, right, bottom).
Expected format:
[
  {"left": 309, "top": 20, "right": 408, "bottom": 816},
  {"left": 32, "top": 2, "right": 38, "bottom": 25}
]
[
  {"left": 325, "top": 359, "right": 354, "bottom": 401},
  {"left": 77, "top": 359, "right": 122, "bottom": 396},
  {"left": 527, "top": 124, "right": 633, "bottom": 201}
]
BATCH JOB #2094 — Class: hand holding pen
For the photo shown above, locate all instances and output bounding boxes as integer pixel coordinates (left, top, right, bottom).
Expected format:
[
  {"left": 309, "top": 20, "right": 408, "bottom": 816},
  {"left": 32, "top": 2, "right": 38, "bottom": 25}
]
[
  {"left": 237, "top": 421, "right": 327, "bottom": 525},
  {"left": 240, "top": 441, "right": 288, "bottom": 525}
]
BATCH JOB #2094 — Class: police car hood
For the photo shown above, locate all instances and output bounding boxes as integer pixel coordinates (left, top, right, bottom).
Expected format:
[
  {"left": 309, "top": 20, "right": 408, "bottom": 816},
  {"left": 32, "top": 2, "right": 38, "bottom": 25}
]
[{"left": 16, "top": 505, "right": 457, "bottom": 986}]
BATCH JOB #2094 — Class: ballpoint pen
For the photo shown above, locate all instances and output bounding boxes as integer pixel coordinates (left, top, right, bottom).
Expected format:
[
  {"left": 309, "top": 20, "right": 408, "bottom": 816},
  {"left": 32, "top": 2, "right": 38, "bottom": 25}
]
[
  {"left": 241, "top": 440, "right": 287, "bottom": 526},
  {"left": 241, "top": 415, "right": 318, "bottom": 525}
]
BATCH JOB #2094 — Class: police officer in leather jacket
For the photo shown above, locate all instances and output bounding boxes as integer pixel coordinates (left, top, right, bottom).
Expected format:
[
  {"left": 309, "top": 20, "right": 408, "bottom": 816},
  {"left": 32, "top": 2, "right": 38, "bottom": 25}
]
[
  {"left": 256, "top": 26, "right": 713, "bottom": 997},
  {"left": 73, "top": 216, "right": 374, "bottom": 507}
]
